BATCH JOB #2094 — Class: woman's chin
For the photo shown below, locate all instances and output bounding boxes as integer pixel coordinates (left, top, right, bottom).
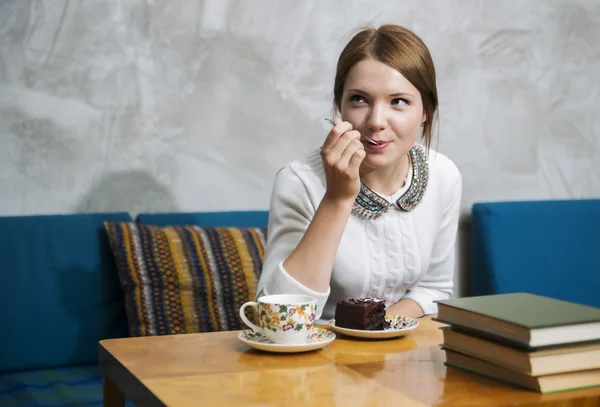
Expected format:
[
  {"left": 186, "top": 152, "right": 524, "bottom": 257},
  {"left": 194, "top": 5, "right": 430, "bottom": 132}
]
[{"left": 361, "top": 155, "right": 392, "bottom": 169}]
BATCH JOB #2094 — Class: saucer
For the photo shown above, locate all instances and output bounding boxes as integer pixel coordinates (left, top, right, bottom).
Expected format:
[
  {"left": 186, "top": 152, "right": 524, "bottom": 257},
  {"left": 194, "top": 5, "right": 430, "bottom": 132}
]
[
  {"left": 237, "top": 328, "right": 336, "bottom": 353},
  {"left": 327, "top": 315, "right": 419, "bottom": 339}
]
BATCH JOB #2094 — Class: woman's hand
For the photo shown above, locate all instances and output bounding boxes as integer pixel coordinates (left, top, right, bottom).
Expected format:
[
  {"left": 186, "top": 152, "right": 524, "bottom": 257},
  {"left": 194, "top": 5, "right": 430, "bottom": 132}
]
[
  {"left": 320, "top": 119, "right": 366, "bottom": 203},
  {"left": 386, "top": 299, "right": 424, "bottom": 319}
]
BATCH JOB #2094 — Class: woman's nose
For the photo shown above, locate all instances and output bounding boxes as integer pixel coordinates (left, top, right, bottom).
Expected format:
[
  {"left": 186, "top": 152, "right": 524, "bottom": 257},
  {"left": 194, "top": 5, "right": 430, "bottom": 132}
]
[{"left": 367, "top": 106, "right": 387, "bottom": 131}]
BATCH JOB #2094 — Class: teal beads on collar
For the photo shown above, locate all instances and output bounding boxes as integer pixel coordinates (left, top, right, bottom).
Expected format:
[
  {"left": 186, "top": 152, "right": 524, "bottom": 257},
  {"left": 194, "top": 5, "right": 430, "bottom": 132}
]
[{"left": 351, "top": 145, "right": 429, "bottom": 219}]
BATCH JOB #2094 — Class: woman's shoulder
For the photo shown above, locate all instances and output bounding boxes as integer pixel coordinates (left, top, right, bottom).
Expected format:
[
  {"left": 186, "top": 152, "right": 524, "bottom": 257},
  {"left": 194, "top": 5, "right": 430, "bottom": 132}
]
[
  {"left": 275, "top": 148, "right": 325, "bottom": 183},
  {"left": 425, "top": 146, "right": 461, "bottom": 186},
  {"left": 269, "top": 149, "right": 327, "bottom": 207}
]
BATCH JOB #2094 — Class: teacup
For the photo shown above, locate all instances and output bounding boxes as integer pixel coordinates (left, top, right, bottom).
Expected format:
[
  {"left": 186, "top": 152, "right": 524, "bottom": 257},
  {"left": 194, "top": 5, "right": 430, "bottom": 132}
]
[{"left": 239, "top": 294, "right": 317, "bottom": 344}]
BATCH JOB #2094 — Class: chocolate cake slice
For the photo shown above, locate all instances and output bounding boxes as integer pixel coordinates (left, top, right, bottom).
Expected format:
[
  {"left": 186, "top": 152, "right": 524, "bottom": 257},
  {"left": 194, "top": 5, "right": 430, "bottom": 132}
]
[{"left": 334, "top": 297, "right": 390, "bottom": 330}]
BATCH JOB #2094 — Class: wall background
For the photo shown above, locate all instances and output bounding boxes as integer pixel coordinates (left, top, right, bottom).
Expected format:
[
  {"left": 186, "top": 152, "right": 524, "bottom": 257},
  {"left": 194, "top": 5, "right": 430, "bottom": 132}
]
[{"left": 1, "top": 0, "right": 599, "bottom": 295}]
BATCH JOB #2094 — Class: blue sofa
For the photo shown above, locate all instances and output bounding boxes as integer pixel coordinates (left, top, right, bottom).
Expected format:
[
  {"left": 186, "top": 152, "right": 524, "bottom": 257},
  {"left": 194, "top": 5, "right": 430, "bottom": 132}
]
[
  {"left": 2, "top": 199, "right": 598, "bottom": 405},
  {"left": 469, "top": 199, "right": 600, "bottom": 308},
  {"left": 0, "top": 211, "right": 268, "bottom": 407}
]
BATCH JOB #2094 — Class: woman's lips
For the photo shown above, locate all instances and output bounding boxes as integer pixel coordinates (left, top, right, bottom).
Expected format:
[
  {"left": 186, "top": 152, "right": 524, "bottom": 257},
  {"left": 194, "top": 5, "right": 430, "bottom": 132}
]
[{"left": 364, "top": 140, "right": 390, "bottom": 150}]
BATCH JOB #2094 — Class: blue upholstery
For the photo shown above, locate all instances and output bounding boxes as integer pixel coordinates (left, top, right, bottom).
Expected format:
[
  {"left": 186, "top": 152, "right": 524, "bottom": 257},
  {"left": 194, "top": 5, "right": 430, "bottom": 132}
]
[
  {"left": 469, "top": 199, "right": 600, "bottom": 308},
  {"left": 0, "top": 213, "right": 132, "bottom": 373},
  {"left": 0, "top": 365, "right": 133, "bottom": 407},
  {"left": 135, "top": 210, "right": 269, "bottom": 228},
  {"left": 1, "top": 210, "right": 269, "bottom": 406}
]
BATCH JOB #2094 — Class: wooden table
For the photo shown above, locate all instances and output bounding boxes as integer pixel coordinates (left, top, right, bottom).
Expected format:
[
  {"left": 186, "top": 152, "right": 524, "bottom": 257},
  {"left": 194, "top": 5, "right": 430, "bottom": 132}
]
[{"left": 99, "top": 316, "right": 600, "bottom": 406}]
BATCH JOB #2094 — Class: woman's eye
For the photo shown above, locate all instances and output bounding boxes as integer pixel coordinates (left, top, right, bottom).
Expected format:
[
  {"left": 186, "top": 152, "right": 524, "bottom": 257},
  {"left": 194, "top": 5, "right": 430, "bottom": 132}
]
[
  {"left": 350, "top": 95, "right": 366, "bottom": 103},
  {"left": 392, "top": 98, "right": 408, "bottom": 106}
]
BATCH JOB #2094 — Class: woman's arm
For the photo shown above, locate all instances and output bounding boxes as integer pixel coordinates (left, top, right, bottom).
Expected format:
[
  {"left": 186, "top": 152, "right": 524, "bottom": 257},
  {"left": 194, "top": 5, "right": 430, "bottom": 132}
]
[
  {"left": 386, "top": 299, "right": 424, "bottom": 318},
  {"left": 257, "top": 120, "right": 365, "bottom": 317},
  {"left": 282, "top": 120, "right": 366, "bottom": 291},
  {"left": 282, "top": 196, "right": 354, "bottom": 292}
]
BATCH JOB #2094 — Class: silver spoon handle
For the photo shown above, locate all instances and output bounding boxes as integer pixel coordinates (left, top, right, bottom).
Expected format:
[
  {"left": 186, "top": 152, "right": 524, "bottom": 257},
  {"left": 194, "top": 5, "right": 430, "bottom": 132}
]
[{"left": 323, "top": 118, "right": 379, "bottom": 145}]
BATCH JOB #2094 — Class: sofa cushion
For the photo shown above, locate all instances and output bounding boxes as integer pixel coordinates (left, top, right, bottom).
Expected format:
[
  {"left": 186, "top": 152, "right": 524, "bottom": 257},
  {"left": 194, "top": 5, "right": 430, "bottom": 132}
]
[
  {"left": 104, "top": 222, "right": 267, "bottom": 336},
  {"left": 469, "top": 199, "right": 600, "bottom": 308},
  {"left": 0, "top": 213, "right": 132, "bottom": 374},
  {"left": 0, "top": 365, "right": 133, "bottom": 407}
]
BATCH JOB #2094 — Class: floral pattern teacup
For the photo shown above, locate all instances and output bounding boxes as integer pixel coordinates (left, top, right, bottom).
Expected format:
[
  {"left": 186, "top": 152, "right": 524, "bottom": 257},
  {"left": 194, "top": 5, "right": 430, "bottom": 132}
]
[{"left": 239, "top": 294, "right": 317, "bottom": 344}]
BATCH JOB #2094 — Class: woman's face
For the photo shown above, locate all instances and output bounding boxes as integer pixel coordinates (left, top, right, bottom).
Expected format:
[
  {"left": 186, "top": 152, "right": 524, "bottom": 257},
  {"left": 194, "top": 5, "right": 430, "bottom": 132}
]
[{"left": 340, "top": 58, "right": 425, "bottom": 170}]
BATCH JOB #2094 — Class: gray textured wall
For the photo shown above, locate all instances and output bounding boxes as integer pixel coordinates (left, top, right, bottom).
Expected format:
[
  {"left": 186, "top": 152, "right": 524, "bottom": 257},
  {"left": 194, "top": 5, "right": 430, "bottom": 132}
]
[{"left": 1, "top": 1, "right": 599, "bottom": 294}]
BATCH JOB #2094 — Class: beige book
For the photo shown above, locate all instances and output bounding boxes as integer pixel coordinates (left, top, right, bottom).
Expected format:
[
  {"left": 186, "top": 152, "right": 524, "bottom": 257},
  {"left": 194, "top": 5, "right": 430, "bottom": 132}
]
[
  {"left": 442, "top": 327, "right": 600, "bottom": 376},
  {"left": 444, "top": 349, "right": 600, "bottom": 394}
]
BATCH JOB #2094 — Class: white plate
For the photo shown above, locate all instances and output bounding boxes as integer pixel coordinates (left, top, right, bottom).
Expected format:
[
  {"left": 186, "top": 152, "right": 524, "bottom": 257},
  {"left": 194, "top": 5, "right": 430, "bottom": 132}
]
[
  {"left": 327, "top": 315, "right": 419, "bottom": 339},
  {"left": 238, "top": 328, "right": 336, "bottom": 353}
]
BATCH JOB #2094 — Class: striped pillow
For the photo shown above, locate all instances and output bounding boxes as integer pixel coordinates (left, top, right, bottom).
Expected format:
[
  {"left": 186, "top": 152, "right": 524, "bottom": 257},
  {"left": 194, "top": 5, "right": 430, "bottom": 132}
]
[{"left": 103, "top": 222, "right": 267, "bottom": 336}]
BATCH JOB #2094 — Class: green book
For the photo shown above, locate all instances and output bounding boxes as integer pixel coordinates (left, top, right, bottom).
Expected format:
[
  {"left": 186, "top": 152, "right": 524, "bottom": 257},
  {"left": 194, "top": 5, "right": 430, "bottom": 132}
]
[{"left": 436, "top": 293, "right": 600, "bottom": 348}]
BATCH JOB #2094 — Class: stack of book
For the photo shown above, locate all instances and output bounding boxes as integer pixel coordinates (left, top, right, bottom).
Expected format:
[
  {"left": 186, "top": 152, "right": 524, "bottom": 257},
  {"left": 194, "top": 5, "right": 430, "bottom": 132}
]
[{"left": 435, "top": 293, "right": 600, "bottom": 394}]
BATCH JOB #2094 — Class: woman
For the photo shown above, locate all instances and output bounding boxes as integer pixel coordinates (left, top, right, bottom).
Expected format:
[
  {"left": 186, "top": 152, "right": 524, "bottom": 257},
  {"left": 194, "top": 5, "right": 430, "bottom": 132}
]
[{"left": 257, "top": 24, "right": 462, "bottom": 321}]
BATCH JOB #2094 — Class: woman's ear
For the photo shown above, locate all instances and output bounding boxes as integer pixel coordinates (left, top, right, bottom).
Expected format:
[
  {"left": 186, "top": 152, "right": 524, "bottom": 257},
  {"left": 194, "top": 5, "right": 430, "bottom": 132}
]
[{"left": 421, "top": 112, "right": 427, "bottom": 126}]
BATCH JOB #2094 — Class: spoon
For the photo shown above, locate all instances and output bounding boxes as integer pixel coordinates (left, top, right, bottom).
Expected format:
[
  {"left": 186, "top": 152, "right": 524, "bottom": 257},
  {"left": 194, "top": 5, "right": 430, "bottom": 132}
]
[{"left": 324, "top": 118, "right": 380, "bottom": 146}]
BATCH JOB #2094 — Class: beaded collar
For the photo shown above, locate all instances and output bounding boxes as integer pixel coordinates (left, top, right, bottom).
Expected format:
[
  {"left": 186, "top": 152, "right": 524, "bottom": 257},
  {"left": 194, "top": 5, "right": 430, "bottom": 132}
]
[{"left": 352, "top": 145, "right": 429, "bottom": 219}]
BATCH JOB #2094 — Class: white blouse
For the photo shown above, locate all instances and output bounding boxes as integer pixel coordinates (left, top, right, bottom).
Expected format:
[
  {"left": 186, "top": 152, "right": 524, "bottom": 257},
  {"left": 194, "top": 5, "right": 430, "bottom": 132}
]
[{"left": 257, "top": 146, "right": 462, "bottom": 320}]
